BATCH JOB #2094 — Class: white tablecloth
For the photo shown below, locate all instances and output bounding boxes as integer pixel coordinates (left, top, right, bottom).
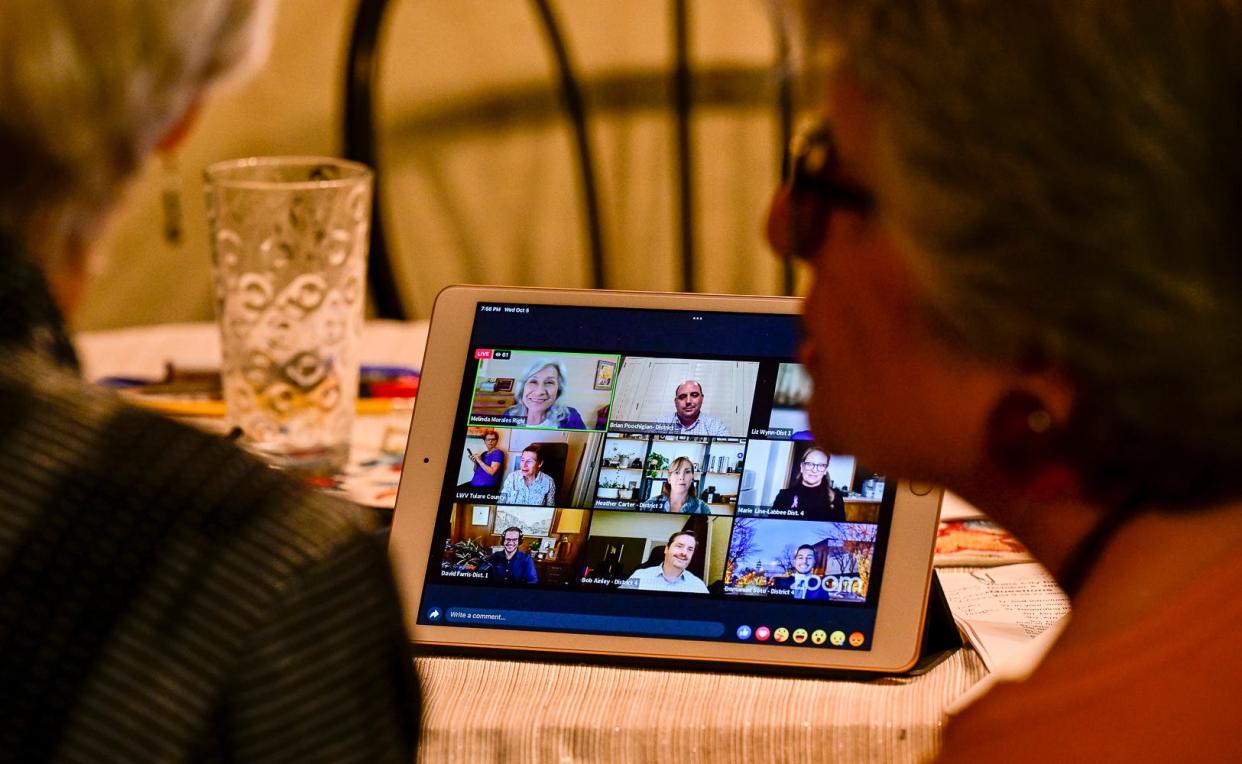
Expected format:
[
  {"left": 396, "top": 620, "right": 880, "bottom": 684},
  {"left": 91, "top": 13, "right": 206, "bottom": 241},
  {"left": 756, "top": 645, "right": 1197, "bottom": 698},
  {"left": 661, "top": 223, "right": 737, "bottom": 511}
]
[{"left": 413, "top": 651, "right": 986, "bottom": 763}]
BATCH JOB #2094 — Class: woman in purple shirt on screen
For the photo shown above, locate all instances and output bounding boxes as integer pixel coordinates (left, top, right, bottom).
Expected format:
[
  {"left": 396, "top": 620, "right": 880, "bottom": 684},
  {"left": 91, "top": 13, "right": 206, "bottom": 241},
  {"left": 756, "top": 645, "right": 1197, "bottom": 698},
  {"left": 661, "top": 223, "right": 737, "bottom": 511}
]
[{"left": 468, "top": 429, "right": 505, "bottom": 489}]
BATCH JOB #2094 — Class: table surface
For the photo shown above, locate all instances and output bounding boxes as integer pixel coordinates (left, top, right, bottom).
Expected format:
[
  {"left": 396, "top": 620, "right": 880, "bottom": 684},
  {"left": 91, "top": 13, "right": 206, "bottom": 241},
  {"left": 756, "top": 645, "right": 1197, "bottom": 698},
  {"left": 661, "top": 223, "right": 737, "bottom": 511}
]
[{"left": 77, "top": 321, "right": 992, "bottom": 763}]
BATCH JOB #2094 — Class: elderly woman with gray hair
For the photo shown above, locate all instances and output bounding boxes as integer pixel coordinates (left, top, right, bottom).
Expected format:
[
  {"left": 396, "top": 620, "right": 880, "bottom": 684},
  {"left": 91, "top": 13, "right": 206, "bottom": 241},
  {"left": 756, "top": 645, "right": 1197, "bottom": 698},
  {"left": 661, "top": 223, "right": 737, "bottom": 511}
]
[
  {"left": 503, "top": 358, "right": 589, "bottom": 429},
  {"left": 0, "top": 1, "right": 416, "bottom": 759},
  {"left": 774, "top": 1, "right": 1242, "bottom": 760}
]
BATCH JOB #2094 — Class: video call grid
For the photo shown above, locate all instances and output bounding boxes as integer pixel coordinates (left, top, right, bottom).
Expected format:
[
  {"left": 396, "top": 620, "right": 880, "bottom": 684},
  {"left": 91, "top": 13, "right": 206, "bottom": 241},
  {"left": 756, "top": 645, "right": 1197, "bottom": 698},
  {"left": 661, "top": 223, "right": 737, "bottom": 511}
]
[{"left": 434, "top": 344, "right": 886, "bottom": 606}]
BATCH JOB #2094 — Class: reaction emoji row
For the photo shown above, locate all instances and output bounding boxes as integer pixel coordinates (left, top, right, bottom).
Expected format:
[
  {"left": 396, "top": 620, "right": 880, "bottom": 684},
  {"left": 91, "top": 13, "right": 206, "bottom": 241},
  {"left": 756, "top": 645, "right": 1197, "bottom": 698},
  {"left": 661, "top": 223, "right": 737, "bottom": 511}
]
[{"left": 736, "top": 624, "right": 865, "bottom": 647}]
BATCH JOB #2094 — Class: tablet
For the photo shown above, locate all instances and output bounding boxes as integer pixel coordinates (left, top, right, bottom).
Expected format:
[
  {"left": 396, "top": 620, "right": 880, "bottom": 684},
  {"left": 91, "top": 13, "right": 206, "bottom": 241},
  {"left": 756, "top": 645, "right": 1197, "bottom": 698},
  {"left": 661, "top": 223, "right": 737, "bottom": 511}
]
[{"left": 389, "top": 285, "right": 942, "bottom": 673}]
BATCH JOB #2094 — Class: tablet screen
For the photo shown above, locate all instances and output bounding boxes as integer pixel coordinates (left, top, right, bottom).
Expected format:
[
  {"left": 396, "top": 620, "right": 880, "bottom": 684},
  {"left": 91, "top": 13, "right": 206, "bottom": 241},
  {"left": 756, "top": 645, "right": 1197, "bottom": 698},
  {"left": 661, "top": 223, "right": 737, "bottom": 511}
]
[{"left": 415, "top": 301, "right": 893, "bottom": 652}]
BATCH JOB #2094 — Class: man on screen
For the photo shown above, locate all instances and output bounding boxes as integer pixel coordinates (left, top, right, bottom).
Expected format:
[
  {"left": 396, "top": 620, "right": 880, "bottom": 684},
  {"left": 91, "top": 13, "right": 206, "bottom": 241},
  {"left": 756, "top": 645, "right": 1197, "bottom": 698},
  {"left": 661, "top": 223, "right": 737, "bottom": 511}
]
[
  {"left": 486, "top": 527, "right": 538, "bottom": 584},
  {"left": 658, "top": 380, "right": 729, "bottom": 436},
  {"left": 625, "top": 531, "right": 710, "bottom": 593},
  {"left": 769, "top": 545, "right": 829, "bottom": 601}
]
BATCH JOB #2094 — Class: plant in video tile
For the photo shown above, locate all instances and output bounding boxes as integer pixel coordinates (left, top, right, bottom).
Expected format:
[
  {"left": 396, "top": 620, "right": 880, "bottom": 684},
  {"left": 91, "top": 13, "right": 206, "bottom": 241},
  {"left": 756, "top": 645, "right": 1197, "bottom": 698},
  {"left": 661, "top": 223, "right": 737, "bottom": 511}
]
[{"left": 449, "top": 537, "right": 493, "bottom": 572}]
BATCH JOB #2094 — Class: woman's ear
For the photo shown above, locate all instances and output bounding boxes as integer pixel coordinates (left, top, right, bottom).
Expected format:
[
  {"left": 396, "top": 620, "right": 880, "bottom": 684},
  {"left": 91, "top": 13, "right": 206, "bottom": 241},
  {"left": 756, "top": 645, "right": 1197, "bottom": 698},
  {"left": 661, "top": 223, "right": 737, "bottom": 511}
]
[
  {"left": 984, "top": 378, "right": 1081, "bottom": 501},
  {"left": 985, "top": 390, "right": 1061, "bottom": 473}
]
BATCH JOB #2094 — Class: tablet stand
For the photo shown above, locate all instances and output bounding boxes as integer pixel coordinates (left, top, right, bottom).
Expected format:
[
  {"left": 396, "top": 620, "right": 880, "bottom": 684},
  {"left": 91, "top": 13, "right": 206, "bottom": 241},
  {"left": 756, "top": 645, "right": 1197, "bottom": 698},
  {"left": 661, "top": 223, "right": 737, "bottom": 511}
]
[{"left": 904, "top": 570, "right": 962, "bottom": 676}]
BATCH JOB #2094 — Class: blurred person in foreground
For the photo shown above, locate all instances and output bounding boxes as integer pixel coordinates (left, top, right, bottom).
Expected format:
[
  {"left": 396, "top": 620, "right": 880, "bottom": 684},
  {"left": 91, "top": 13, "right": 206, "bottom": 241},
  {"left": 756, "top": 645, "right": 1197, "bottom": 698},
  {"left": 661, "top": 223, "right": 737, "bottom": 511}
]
[
  {"left": 774, "top": 2, "right": 1242, "bottom": 760},
  {"left": 0, "top": 1, "right": 417, "bottom": 760}
]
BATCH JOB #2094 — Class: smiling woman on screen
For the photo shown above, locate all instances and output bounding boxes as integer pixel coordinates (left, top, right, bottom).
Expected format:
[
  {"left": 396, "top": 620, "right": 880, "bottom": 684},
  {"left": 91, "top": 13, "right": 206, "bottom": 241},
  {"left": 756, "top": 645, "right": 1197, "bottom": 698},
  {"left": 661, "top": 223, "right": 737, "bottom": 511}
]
[
  {"left": 503, "top": 358, "right": 587, "bottom": 429},
  {"left": 642, "top": 456, "right": 711, "bottom": 514},
  {"left": 772, "top": 446, "right": 845, "bottom": 521}
]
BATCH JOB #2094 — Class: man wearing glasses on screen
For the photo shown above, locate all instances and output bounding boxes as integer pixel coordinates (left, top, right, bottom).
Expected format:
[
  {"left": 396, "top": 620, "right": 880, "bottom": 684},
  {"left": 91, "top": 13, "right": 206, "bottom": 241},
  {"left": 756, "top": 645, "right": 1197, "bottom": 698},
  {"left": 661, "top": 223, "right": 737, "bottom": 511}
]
[
  {"left": 486, "top": 527, "right": 538, "bottom": 584},
  {"left": 657, "top": 380, "right": 729, "bottom": 436}
]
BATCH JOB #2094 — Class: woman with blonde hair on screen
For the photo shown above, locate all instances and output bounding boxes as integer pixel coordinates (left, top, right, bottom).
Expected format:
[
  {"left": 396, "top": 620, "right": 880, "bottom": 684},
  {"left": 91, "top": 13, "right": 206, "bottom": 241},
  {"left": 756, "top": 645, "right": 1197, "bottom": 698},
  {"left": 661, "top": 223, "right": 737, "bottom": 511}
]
[{"left": 642, "top": 456, "right": 711, "bottom": 514}]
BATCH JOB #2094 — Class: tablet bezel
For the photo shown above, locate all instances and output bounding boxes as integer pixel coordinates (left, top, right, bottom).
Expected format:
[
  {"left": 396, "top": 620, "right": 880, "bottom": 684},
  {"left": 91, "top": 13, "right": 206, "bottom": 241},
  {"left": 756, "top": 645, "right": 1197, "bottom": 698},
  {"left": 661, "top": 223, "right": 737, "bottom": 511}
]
[{"left": 388, "top": 285, "right": 942, "bottom": 673}]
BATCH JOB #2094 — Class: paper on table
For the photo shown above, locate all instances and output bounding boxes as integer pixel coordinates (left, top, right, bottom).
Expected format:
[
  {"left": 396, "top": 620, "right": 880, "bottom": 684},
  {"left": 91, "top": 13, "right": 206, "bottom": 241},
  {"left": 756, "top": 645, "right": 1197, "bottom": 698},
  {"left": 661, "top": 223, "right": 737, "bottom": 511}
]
[
  {"left": 316, "top": 413, "right": 412, "bottom": 509},
  {"left": 938, "top": 563, "right": 1071, "bottom": 713},
  {"left": 939, "top": 491, "right": 987, "bottom": 520}
]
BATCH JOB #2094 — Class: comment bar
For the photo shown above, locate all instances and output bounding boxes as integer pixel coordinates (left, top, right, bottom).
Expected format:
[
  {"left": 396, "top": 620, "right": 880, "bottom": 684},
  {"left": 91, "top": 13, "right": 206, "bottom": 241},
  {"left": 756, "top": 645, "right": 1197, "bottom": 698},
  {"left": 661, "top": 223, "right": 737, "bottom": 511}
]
[{"left": 444, "top": 607, "right": 725, "bottom": 638}]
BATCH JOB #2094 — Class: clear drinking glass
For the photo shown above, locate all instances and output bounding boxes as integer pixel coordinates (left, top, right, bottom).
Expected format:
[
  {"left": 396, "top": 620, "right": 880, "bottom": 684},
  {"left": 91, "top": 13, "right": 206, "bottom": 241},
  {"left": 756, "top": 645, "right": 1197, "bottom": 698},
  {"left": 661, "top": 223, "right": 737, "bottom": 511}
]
[{"left": 204, "top": 156, "right": 372, "bottom": 476}]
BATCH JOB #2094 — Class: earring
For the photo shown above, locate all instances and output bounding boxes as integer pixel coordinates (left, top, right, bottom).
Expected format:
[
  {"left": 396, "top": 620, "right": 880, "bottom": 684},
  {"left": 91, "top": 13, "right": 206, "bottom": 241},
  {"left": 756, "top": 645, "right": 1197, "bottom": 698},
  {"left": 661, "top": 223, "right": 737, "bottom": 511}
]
[
  {"left": 985, "top": 390, "right": 1059, "bottom": 475},
  {"left": 159, "top": 150, "right": 183, "bottom": 246}
]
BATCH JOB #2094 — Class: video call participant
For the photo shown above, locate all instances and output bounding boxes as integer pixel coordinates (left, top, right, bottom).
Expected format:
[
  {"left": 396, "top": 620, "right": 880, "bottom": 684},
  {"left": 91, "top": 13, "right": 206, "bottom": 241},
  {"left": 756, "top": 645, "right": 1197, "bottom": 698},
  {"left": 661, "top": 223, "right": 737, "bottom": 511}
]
[
  {"left": 772, "top": 447, "right": 846, "bottom": 521},
  {"left": 466, "top": 429, "right": 505, "bottom": 491},
  {"left": 498, "top": 444, "right": 557, "bottom": 506},
  {"left": 503, "top": 359, "right": 587, "bottom": 429},
  {"left": 641, "top": 456, "right": 710, "bottom": 514},
  {"left": 657, "top": 380, "right": 729, "bottom": 436},
  {"left": 486, "top": 527, "right": 538, "bottom": 584},
  {"left": 625, "top": 530, "right": 709, "bottom": 593},
  {"left": 769, "top": 545, "right": 829, "bottom": 601}
]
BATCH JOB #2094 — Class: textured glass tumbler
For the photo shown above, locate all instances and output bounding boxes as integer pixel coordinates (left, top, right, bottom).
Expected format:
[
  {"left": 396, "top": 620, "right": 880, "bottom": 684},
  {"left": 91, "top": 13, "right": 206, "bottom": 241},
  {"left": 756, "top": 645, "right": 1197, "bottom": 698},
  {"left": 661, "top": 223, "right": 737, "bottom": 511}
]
[{"left": 204, "top": 156, "right": 372, "bottom": 476}]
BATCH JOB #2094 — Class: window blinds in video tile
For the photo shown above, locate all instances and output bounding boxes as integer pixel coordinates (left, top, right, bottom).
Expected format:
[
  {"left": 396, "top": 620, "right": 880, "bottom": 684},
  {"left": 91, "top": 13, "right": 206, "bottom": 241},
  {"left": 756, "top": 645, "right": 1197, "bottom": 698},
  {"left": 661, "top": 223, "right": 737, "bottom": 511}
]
[{"left": 607, "top": 357, "right": 757, "bottom": 437}]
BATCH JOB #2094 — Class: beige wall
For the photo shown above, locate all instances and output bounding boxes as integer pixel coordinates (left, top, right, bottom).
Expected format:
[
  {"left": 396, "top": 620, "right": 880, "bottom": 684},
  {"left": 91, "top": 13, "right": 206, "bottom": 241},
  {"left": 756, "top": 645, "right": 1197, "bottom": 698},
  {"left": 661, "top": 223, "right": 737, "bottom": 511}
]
[
  {"left": 77, "top": 0, "right": 804, "bottom": 329},
  {"left": 78, "top": 0, "right": 354, "bottom": 330}
]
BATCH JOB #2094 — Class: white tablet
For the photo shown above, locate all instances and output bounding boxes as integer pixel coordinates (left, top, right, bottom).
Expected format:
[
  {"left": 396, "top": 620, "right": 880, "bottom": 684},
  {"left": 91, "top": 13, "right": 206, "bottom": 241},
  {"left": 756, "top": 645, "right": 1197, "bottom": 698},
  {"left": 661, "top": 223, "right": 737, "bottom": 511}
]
[{"left": 389, "top": 286, "right": 942, "bottom": 673}]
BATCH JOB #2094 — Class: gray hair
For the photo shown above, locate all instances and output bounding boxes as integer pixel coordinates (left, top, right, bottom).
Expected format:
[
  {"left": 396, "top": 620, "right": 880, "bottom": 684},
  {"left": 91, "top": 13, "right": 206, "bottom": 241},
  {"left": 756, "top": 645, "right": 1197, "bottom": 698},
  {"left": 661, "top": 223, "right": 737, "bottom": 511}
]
[
  {"left": 0, "top": 0, "right": 274, "bottom": 271},
  {"left": 795, "top": 1, "right": 1242, "bottom": 503},
  {"left": 505, "top": 358, "right": 573, "bottom": 425}
]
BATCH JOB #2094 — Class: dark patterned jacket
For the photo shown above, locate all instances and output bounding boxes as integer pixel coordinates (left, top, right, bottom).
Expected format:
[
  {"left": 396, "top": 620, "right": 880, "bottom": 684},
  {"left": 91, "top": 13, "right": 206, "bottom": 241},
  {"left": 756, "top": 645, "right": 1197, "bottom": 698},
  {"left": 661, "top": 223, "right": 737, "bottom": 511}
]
[{"left": 0, "top": 247, "right": 418, "bottom": 762}]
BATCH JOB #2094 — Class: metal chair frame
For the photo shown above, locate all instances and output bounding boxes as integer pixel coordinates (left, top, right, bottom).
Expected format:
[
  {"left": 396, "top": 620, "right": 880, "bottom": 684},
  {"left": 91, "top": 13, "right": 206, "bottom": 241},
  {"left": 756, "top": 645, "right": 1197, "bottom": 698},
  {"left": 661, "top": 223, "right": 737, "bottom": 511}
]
[{"left": 343, "top": 0, "right": 796, "bottom": 320}]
